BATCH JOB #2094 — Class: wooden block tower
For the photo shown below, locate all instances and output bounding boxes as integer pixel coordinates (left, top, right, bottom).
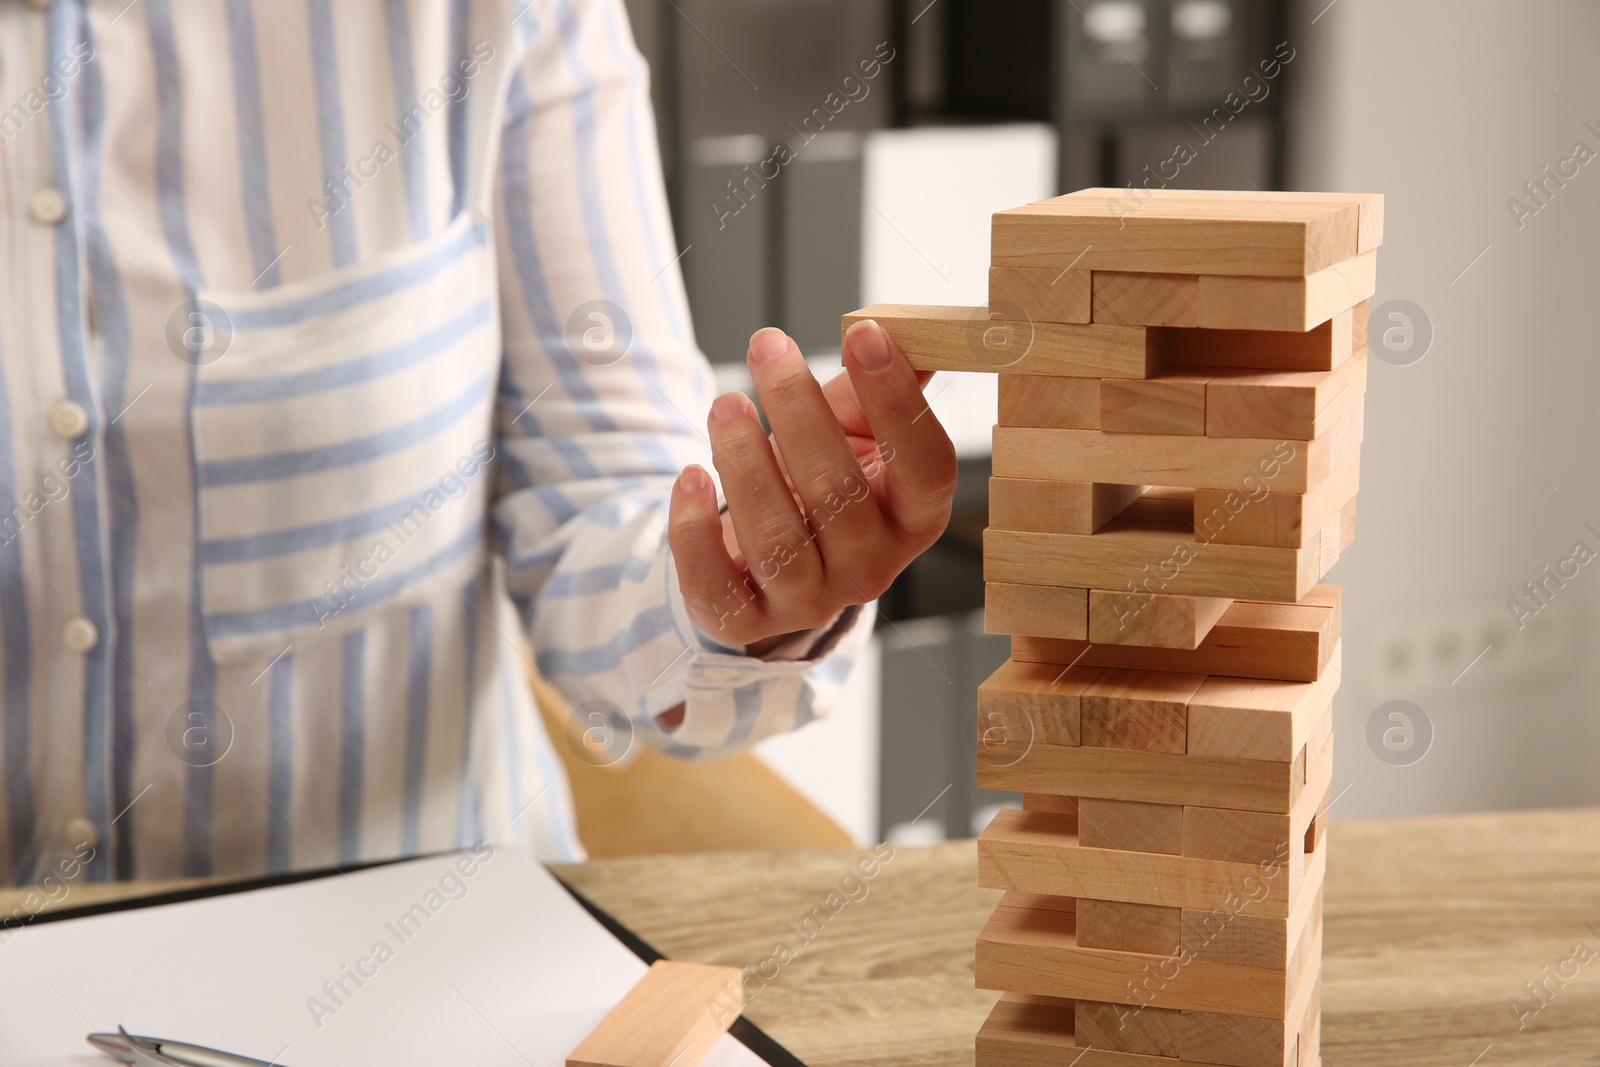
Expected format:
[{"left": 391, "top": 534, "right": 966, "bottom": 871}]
[{"left": 845, "top": 188, "right": 1381, "bottom": 1067}]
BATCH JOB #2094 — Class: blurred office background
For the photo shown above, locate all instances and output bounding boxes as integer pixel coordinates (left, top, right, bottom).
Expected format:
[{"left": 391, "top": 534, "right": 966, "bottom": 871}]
[{"left": 616, "top": 0, "right": 1600, "bottom": 843}]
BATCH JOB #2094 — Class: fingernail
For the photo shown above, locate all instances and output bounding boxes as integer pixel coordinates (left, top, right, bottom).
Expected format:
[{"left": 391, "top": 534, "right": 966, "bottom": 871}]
[
  {"left": 847, "top": 319, "right": 892, "bottom": 372},
  {"left": 679, "top": 464, "right": 710, "bottom": 493},
  {"left": 709, "top": 391, "right": 750, "bottom": 423},
  {"left": 748, "top": 328, "right": 789, "bottom": 366}
]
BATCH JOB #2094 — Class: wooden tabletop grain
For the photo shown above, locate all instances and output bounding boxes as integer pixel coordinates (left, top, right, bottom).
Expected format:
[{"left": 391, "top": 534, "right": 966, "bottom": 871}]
[{"left": 5, "top": 809, "right": 1597, "bottom": 1066}]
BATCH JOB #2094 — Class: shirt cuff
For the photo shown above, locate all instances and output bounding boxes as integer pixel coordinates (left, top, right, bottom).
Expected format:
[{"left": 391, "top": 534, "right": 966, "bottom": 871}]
[{"left": 636, "top": 546, "right": 875, "bottom": 758}]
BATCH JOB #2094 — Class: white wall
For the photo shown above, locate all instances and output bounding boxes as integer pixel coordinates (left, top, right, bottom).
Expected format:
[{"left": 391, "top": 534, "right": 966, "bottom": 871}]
[{"left": 1287, "top": 0, "right": 1600, "bottom": 818}]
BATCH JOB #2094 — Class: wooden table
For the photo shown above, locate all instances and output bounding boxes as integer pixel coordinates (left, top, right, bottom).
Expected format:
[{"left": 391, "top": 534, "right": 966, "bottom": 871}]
[{"left": 8, "top": 809, "right": 1599, "bottom": 1066}]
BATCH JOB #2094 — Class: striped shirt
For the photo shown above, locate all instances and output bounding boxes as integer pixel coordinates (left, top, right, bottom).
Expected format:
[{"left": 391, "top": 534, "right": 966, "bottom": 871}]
[{"left": 0, "top": 0, "right": 871, "bottom": 886}]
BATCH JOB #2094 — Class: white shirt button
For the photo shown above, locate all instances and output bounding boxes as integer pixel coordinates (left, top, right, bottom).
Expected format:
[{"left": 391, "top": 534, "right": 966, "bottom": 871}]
[
  {"left": 29, "top": 186, "right": 69, "bottom": 225},
  {"left": 47, "top": 400, "right": 89, "bottom": 439},
  {"left": 62, "top": 617, "right": 99, "bottom": 652},
  {"left": 63, "top": 816, "right": 99, "bottom": 850}
]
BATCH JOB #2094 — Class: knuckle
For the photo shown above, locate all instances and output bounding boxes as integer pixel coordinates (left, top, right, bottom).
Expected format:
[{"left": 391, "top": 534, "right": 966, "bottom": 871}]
[
  {"left": 842, "top": 558, "right": 898, "bottom": 602},
  {"left": 759, "top": 366, "right": 816, "bottom": 411},
  {"left": 714, "top": 425, "right": 770, "bottom": 469}
]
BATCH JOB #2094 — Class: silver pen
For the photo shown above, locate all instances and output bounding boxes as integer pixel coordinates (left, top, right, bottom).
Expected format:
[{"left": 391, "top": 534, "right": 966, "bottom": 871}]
[{"left": 88, "top": 1026, "right": 290, "bottom": 1067}]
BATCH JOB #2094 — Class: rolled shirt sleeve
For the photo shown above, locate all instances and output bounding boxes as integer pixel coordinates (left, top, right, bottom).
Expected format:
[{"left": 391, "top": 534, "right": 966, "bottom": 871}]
[{"left": 492, "top": 0, "right": 874, "bottom": 757}]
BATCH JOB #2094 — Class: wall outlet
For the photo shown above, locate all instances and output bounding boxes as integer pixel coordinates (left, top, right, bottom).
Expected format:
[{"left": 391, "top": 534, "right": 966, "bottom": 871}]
[{"left": 1372, "top": 599, "right": 1571, "bottom": 697}]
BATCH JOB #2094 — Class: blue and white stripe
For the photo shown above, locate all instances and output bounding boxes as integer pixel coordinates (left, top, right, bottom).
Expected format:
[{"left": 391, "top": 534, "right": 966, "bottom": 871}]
[{"left": 0, "top": 0, "right": 871, "bottom": 887}]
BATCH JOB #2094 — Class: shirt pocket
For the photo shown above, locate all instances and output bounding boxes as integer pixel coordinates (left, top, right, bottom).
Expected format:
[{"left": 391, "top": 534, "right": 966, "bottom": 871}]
[{"left": 190, "top": 215, "right": 499, "bottom": 665}]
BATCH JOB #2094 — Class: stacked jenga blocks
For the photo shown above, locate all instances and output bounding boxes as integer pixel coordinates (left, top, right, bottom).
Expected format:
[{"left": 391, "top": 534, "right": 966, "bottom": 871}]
[{"left": 844, "top": 188, "right": 1382, "bottom": 1067}]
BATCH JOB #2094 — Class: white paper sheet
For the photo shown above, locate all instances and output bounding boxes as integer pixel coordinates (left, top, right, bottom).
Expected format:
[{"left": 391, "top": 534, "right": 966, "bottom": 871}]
[{"left": 0, "top": 848, "right": 766, "bottom": 1067}]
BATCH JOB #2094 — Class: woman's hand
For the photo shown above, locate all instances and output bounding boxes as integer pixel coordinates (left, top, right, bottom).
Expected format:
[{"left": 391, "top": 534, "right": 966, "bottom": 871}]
[{"left": 669, "top": 320, "right": 958, "bottom": 655}]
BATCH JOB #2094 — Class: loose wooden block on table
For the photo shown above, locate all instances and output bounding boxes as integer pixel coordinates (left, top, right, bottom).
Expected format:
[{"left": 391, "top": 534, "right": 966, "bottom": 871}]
[
  {"left": 975, "top": 901, "right": 1310, "bottom": 1017},
  {"left": 989, "top": 265, "right": 1092, "bottom": 324},
  {"left": 1099, "top": 371, "right": 1212, "bottom": 435},
  {"left": 1205, "top": 349, "right": 1368, "bottom": 440},
  {"left": 1078, "top": 797, "right": 1184, "bottom": 854},
  {"left": 997, "top": 374, "right": 1101, "bottom": 429},
  {"left": 1197, "top": 250, "right": 1377, "bottom": 332},
  {"left": 1008, "top": 586, "right": 1342, "bottom": 684},
  {"left": 1076, "top": 898, "right": 1182, "bottom": 955},
  {"left": 1079, "top": 670, "right": 1206, "bottom": 754},
  {"left": 1165, "top": 305, "right": 1361, "bottom": 373},
  {"left": 567, "top": 960, "right": 744, "bottom": 1067},
  {"left": 990, "top": 189, "right": 1363, "bottom": 277},
  {"left": 985, "top": 582, "right": 1089, "bottom": 641},
  {"left": 990, "top": 403, "right": 1363, "bottom": 495},
  {"left": 1074, "top": 999, "right": 1180, "bottom": 1058},
  {"left": 988, "top": 476, "right": 1147, "bottom": 535},
  {"left": 1194, "top": 447, "right": 1361, "bottom": 549},
  {"left": 1088, "top": 589, "right": 1233, "bottom": 650},
  {"left": 1186, "top": 642, "right": 1342, "bottom": 761},
  {"left": 841, "top": 304, "right": 1167, "bottom": 378},
  {"left": 1092, "top": 271, "right": 1200, "bottom": 327}
]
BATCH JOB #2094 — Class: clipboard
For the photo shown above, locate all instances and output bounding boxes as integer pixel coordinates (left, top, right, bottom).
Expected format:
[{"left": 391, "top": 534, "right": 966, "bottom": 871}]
[{"left": 0, "top": 850, "right": 802, "bottom": 1067}]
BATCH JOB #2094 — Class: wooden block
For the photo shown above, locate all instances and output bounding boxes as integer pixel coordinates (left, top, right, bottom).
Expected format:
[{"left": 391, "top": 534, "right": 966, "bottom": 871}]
[
  {"left": 980, "top": 809, "right": 1329, "bottom": 926},
  {"left": 1197, "top": 251, "right": 1378, "bottom": 332},
  {"left": 1075, "top": 1000, "right": 1180, "bottom": 1058},
  {"left": 1355, "top": 194, "right": 1383, "bottom": 252},
  {"left": 1178, "top": 1011, "right": 1295, "bottom": 1067},
  {"left": 1352, "top": 299, "right": 1369, "bottom": 350},
  {"left": 1296, "top": 977, "right": 1323, "bottom": 1063},
  {"left": 1009, "top": 587, "right": 1342, "bottom": 684},
  {"left": 991, "top": 403, "right": 1363, "bottom": 494},
  {"left": 989, "top": 477, "right": 1147, "bottom": 535},
  {"left": 975, "top": 901, "right": 1306, "bottom": 1017},
  {"left": 997, "top": 374, "right": 1101, "bottom": 429},
  {"left": 1185, "top": 652, "right": 1339, "bottom": 767},
  {"left": 1183, "top": 805, "right": 1292, "bottom": 866},
  {"left": 1089, "top": 589, "right": 1233, "bottom": 651},
  {"left": 842, "top": 304, "right": 1167, "bottom": 378},
  {"left": 985, "top": 582, "right": 1089, "bottom": 641},
  {"left": 567, "top": 960, "right": 744, "bottom": 1067},
  {"left": 1194, "top": 447, "right": 1361, "bottom": 549},
  {"left": 977, "top": 658, "right": 1088, "bottom": 750},
  {"left": 1077, "top": 899, "right": 1182, "bottom": 955},
  {"left": 1092, "top": 271, "right": 1200, "bottom": 327},
  {"left": 1183, "top": 907, "right": 1288, "bottom": 971},
  {"left": 978, "top": 729, "right": 1308, "bottom": 813},
  {"left": 1204, "top": 350, "right": 1367, "bottom": 440},
  {"left": 986, "top": 520, "right": 1313, "bottom": 605},
  {"left": 990, "top": 265, "right": 1093, "bottom": 324},
  {"left": 1078, "top": 798, "right": 1184, "bottom": 854},
  {"left": 1100, "top": 371, "right": 1212, "bottom": 435},
  {"left": 1166, "top": 307, "right": 1356, "bottom": 373},
  {"left": 991, "top": 189, "right": 1362, "bottom": 277},
  {"left": 1179, "top": 751, "right": 1330, "bottom": 969},
  {"left": 979, "top": 995, "right": 1210, "bottom": 1067},
  {"left": 1080, "top": 672, "right": 1205, "bottom": 754},
  {"left": 1177, "top": 908, "right": 1324, "bottom": 1067}
]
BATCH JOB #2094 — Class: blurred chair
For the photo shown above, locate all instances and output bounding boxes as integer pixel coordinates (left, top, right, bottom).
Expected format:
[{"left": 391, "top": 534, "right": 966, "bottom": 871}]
[{"left": 529, "top": 670, "right": 852, "bottom": 857}]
